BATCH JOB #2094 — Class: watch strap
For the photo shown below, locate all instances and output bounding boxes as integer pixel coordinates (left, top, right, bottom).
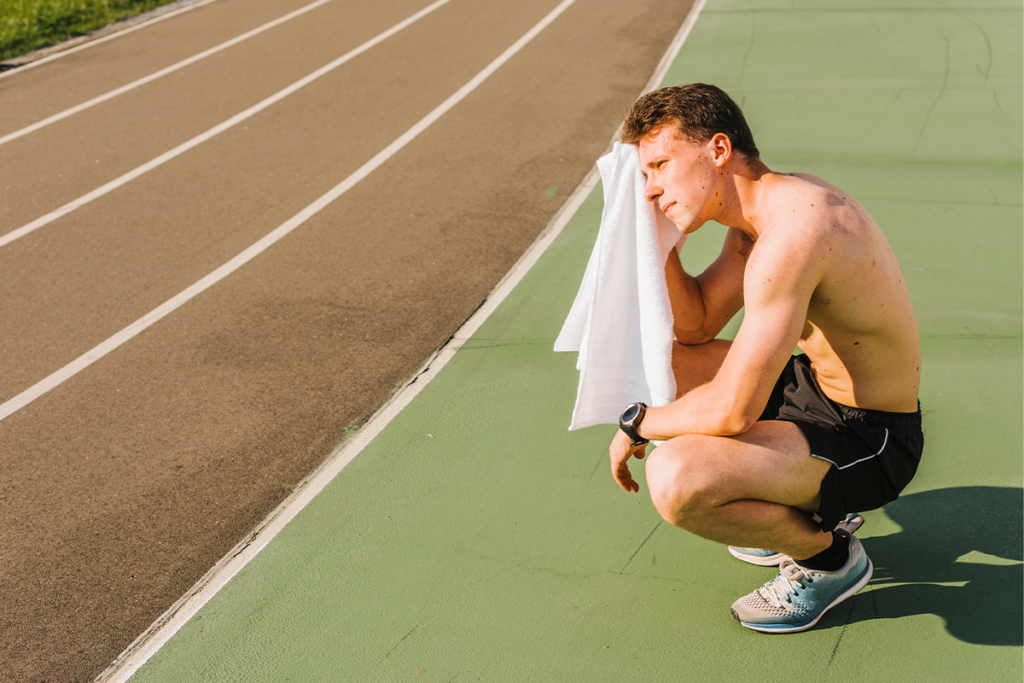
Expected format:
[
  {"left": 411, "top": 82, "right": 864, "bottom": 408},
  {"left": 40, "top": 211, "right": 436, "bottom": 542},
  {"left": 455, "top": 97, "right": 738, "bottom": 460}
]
[{"left": 619, "top": 402, "right": 649, "bottom": 447}]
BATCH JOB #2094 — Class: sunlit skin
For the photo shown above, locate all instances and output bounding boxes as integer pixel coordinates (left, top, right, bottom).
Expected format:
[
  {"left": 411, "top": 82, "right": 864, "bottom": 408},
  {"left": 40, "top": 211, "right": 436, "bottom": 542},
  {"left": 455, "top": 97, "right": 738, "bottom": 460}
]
[{"left": 609, "top": 125, "right": 921, "bottom": 560}]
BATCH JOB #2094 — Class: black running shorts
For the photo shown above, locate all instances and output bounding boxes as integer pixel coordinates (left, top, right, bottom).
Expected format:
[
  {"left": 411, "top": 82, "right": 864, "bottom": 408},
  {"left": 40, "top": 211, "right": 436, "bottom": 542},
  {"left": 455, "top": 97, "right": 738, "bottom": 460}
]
[{"left": 758, "top": 354, "right": 924, "bottom": 532}]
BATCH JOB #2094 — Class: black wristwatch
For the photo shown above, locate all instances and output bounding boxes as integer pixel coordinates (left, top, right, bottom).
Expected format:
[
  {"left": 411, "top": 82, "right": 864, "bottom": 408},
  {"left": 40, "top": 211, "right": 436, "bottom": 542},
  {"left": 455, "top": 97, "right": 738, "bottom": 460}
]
[{"left": 619, "top": 402, "right": 649, "bottom": 447}]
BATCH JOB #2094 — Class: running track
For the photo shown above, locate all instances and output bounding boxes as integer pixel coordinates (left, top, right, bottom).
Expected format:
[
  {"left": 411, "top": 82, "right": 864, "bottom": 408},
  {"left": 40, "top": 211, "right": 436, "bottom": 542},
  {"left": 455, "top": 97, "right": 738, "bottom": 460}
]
[
  {"left": 3, "top": 0, "right": 1022, "bottom": 680},
  {"left": 128, "top": 0, "right": 1021, "bottom": 680},
  {"left": 0, "top": 0, "right": 695, "bottom": 679}
]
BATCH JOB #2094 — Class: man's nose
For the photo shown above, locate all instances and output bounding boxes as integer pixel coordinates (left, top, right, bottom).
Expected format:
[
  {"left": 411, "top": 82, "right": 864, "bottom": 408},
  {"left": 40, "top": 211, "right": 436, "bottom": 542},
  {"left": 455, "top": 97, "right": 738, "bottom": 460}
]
[{"left": 644, "top": 177, "right": 662, "bottom": 203}]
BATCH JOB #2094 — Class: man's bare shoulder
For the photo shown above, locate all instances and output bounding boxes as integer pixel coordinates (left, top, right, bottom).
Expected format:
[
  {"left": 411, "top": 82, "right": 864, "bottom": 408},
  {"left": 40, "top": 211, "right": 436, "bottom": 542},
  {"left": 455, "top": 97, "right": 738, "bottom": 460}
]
[
  {"left": 760, "top": 173, "right": 867, "bottom": 226},
  {"left": 752, "top": 173, "right": 878, "bottom": 257},
  {"left": 746, "top": 175, "right": 836, "bottom": 256},
  {"left": 740, "top": 173, "right": 884, "bottom": 311}
]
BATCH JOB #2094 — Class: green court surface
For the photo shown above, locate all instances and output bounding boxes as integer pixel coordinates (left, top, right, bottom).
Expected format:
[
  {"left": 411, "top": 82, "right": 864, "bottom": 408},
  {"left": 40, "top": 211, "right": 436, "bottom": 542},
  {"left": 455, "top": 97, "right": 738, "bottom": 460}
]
[{"left": 131, "top": 0, "right": 1022, "bottom": 680}]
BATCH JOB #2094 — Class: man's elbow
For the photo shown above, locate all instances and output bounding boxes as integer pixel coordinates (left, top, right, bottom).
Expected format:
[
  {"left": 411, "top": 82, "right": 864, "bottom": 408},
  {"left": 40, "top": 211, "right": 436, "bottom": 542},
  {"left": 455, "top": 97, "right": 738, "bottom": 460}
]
[
  {"left": 673, "top": 325, "right": 717, "bottom": 346},
  {"left": 715, "top": 402, "right": 760, "bottom": 436}
]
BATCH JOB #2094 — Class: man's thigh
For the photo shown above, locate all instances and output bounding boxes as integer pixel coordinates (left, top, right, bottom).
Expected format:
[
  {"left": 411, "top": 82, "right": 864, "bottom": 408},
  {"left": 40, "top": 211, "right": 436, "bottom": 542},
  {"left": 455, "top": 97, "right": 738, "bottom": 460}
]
[
  {"left": 672, "top": 339, "right": 732, "bottom": 398},
  {"left": 647, "top": 420, "right": 831, "bottom": 512}
]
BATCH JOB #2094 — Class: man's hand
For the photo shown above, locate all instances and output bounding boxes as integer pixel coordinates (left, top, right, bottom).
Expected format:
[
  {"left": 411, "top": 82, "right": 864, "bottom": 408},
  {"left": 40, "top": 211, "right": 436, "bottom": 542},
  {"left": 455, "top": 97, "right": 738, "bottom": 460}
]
[{"left": 610, "top": 429, "right": 648, "bottom": 492}]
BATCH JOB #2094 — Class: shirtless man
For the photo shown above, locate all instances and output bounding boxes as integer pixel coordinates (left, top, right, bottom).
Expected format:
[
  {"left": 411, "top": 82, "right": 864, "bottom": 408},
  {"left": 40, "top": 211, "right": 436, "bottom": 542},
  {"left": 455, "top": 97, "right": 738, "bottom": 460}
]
[{"left": 610, "top": 84, "right": 923, "bottom": 633}]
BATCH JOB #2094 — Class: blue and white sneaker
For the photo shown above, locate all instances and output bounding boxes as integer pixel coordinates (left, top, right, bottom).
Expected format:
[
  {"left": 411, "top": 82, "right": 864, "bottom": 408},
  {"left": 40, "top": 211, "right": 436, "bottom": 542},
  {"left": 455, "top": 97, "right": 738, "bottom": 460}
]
[
  {"left": 727, "top": 513, "right": 865, "bottom": 566},
  {"left": 729, "top": 530, "right": 873, "bottom": 633}
]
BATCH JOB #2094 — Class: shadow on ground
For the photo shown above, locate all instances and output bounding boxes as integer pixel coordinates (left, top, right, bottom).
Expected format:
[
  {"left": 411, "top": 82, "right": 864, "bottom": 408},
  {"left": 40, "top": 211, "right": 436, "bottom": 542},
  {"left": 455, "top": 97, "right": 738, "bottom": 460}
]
[{"left": 853, "top": 486, "right": 1023, "bottom": 646}]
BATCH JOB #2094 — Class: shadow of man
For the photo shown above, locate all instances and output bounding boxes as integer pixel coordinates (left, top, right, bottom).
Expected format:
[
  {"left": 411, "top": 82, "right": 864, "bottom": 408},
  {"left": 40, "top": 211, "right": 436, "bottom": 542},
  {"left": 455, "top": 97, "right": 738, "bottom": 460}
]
[{"left": 846, "top": 486, "right": 1023, "bottom": 646}]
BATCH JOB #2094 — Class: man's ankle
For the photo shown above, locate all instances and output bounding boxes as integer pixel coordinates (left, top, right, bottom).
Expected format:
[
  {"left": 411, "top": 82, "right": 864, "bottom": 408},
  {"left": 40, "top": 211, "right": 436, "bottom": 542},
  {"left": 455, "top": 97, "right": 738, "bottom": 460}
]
[{"left": 794, "top": 531, "right": 849, "bottom": 572}]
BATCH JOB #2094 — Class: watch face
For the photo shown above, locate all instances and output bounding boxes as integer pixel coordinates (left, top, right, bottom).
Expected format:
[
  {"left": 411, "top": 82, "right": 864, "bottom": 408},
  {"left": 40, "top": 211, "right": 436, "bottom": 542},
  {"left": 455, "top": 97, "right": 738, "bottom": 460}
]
[{"left": 621, "top": 404, "right": 640, "bottom": 423}]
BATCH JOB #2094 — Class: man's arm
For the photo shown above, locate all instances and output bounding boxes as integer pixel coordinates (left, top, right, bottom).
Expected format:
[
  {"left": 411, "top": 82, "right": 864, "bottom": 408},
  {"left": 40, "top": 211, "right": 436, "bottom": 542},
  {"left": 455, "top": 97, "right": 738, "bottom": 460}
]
[
  {"left": 651, "top": 228, "right": 823, "bottom": 436},
  {"left": 612, "top": 227, "right": 825, "bottom": 492},
  {"left": 666, "top": 228, "right": 749, "bottom": 345}
]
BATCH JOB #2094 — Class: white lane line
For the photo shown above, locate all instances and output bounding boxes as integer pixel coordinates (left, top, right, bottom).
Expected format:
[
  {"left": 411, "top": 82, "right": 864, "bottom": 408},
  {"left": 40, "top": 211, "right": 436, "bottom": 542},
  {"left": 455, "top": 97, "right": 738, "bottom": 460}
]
[
  {"left": 95, "top": 1, "right": 702, "bottom": 679},
  {"left": 0, "top": 0, "right": 222, "bottom": 80},
  {"left": 98, "top": 172, "right": 601, "bottom": 683},
  {"left": 643, "top": 0, "right": 707, "bottom": 93},
  {"left": 0, "top": 0, "right": 338, "bottom": 145},
  {"left": 0, "top": 0, "right": 579, "bottom": 424},
  {"left": 0, "top": 0, "right": 454, "bottom": 251}
]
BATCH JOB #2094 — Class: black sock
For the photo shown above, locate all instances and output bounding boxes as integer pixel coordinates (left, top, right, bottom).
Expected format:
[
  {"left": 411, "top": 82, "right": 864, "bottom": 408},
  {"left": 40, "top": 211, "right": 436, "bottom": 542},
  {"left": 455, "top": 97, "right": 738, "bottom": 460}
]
[{"left": 796, "top": 531, "right": 848, "bottom": 572}]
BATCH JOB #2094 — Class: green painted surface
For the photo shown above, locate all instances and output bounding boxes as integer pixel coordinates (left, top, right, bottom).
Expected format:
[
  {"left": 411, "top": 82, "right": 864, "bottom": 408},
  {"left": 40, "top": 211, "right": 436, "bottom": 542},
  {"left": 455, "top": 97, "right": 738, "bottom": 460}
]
[{"left": 134, "top": 1, "right": 1022, "bottom": 680}]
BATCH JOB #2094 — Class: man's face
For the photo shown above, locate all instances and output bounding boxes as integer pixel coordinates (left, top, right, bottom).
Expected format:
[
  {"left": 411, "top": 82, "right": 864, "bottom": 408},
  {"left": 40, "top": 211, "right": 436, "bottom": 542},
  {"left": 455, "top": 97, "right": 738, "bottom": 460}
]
[{"left": 638, "top": 125, "right": 718, "bottom": 233}]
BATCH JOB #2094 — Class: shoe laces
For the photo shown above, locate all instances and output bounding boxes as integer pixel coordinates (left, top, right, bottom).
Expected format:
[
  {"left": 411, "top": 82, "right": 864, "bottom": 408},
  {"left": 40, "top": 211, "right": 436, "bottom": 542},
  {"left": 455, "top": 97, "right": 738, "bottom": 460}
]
[{"left": 757, "top": 558, "right": 815, "bottom": 609}]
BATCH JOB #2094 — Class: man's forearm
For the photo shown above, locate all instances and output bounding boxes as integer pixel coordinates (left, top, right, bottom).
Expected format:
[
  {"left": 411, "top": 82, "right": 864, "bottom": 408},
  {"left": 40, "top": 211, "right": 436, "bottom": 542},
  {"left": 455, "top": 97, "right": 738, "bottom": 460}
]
[
  {"left": 640, "top": 381, "right": 756, "bottom": 441},
  {"left": 665, "top": 249, "right": 712, "bottom": 343}
]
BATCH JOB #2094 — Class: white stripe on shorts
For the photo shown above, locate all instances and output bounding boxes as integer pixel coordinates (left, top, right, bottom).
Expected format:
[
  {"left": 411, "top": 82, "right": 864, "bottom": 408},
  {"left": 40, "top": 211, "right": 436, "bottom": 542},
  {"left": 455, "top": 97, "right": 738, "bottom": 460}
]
[{"left": 810, "top": 428, "right": 889, "bottom": 470}]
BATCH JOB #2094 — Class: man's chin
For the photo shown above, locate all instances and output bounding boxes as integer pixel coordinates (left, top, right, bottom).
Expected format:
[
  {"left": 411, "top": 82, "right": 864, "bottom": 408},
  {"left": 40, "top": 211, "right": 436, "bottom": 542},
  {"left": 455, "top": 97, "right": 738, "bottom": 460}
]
[{"left": 675, "top": 219, "right": 702, "bottom": 234}]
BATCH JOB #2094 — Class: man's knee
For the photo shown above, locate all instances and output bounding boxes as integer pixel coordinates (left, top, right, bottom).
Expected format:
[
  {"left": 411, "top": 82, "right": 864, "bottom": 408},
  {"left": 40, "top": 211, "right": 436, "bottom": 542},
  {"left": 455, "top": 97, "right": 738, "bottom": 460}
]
[{"left": 645, "top": 436, "right": 722, "bottom": 527}]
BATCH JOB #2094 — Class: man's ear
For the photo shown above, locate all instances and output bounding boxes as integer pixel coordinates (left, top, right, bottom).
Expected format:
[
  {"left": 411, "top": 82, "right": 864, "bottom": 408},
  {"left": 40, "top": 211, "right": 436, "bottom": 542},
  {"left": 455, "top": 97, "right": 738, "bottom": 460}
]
[{"left": 709, "top": 133, "right": 732, "bottom": 167}]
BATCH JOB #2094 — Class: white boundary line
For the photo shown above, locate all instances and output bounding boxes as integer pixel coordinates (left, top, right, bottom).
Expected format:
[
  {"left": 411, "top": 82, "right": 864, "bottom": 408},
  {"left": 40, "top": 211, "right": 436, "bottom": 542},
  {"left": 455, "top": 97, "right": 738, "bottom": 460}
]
[
  {"left": 0, "top": 0, "right": 338, "bottom": 146},
  {"left": 0, "top": 0, "right": 574, "bottom": 426},
  {"left": 642, "top": 0, "right": 706, "bottom": 94},
  {"left": 94, "top": 161, "right": 599, "bottom": 683},
  {"left": 94, "top": 0, "right": 706, "bottom": 679},
  {"left": 0, "top": 0, "right": 222, "bottom": 79},
  {"left": 0, "top": 0, "right": 453, "bottom": 251}
]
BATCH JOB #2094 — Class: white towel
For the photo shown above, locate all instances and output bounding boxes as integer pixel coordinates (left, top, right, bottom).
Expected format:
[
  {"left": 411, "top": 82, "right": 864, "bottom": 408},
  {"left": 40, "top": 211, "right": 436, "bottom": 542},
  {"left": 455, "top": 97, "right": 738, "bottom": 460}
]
[{"left": 554, "top": 142, "right": 686, "bottom": 430}]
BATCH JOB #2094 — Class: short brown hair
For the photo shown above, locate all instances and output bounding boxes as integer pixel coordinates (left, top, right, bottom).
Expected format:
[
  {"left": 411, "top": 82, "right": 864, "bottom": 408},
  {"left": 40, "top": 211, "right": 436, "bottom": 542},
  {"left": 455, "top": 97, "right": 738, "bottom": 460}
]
[{"left": 622, "top": 84, "right": 760, "bottom": 159}]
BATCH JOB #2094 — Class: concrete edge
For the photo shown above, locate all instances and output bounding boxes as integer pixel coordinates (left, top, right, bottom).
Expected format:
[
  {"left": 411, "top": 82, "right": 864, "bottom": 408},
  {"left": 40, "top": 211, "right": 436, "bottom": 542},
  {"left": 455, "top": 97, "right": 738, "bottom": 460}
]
[{"left": 94, "top": 0, "right": 708, "bottom": 679}]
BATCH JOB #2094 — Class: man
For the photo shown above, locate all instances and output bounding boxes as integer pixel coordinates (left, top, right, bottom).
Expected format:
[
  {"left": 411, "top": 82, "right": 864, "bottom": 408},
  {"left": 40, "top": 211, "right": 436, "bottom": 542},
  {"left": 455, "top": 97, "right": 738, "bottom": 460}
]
[{"left": 610, "top": 84, "right": 923, "bottom": 633}]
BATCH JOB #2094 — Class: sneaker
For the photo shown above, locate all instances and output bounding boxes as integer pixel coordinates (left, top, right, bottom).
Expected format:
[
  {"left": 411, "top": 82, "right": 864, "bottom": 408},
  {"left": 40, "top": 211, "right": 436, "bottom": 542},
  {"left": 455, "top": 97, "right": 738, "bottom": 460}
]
[
  {"left": 727, "top": 513, "right": 865, "bottom": 566},
  {"left": 727, "top": 546, "right": 787, "bottom": 566},
  {"left": 729, "top": 530, "right": 873, "bottom": 633}
]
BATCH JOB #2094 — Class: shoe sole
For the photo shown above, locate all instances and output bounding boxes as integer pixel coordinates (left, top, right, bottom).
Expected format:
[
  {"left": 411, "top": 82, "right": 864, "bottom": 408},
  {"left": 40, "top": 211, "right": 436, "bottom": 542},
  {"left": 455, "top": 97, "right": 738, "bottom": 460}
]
[
  {"left": 730, "top": 557, "right": 873, "bottom": 634},
  {"left": 728, "top": 514, "right": 866, "bottom": 567},
  {"left": 727, "top": 547, "right": 787, "bottom": 566}
]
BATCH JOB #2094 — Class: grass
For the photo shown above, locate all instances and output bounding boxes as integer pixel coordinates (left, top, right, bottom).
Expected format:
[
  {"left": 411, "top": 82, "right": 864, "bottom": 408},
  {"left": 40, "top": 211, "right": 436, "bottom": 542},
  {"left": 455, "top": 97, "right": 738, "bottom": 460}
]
[{"left": 0, "top": 0, "right": 182, "bottom": 62}]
